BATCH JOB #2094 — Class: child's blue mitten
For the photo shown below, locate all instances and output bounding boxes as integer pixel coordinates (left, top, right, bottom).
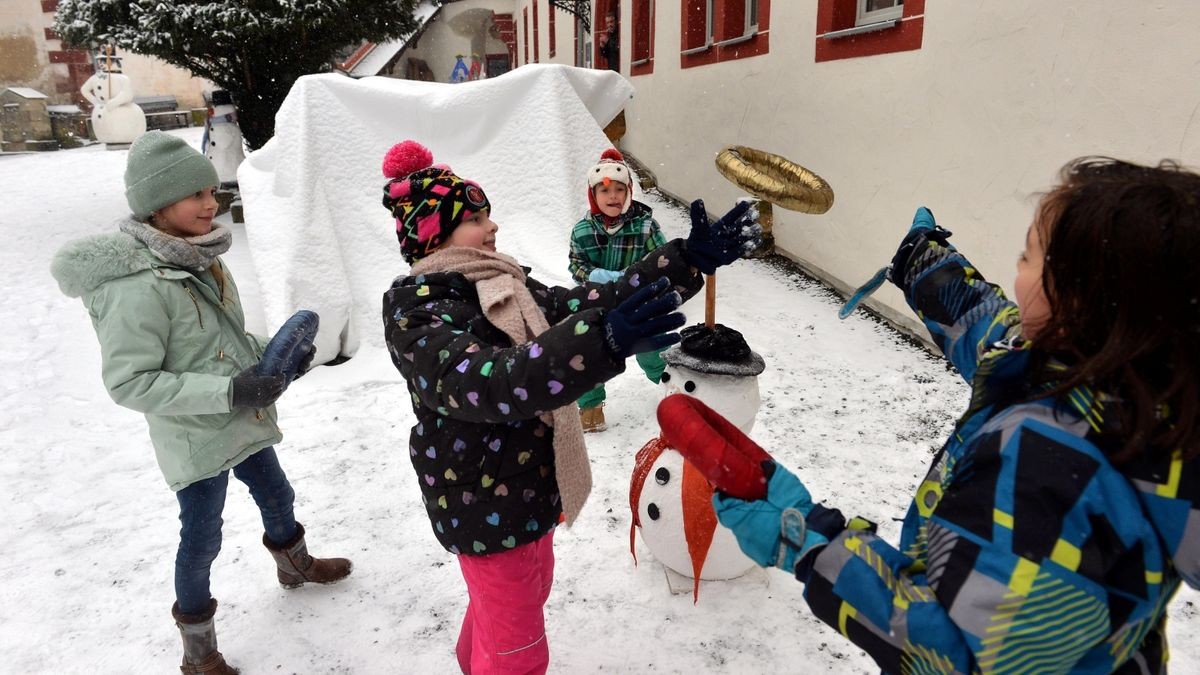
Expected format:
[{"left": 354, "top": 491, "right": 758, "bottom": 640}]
[
  {"left": 588, "top": 268, "right": 623, "bottom": 284},
  {"left": 257, "top": 310, "right": 320, "bottom": 386},
  {"left": 713, "top": 461, "right": 845, "bottom": 580}
]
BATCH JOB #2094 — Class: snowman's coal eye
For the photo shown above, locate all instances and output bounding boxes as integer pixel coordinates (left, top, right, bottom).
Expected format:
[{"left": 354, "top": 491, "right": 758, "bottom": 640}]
[
  {"left": 647, "top": 503, "right": 660, "bottom": 520},
  {"left": 684, "top": 381, "right": 696, "bottom": 393},
  {"left": 655, "top": 467, "right": 670, "bottom": 485},
  {"left": 659, "top": 372, "right": 671, "bottom": 383}
]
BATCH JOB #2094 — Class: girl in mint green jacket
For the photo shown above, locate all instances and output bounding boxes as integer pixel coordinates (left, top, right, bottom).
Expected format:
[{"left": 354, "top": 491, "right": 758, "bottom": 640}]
[{"left": 51, "top": 131, "right": 350, "bottom": 674}]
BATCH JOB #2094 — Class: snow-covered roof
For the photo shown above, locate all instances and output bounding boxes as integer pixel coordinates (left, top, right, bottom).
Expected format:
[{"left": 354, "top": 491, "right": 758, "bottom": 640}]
[
  {"left": 4, "top": 87, "right": 48, "bottom": 99},
  {"left": 347, "top": 0, "right": 442, "bottom": 77}
]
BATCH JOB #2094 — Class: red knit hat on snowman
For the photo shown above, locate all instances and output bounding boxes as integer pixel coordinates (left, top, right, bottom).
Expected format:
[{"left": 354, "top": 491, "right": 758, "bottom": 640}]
[{"left": 586, "top": 148, "right": 634, "bottom": 216}]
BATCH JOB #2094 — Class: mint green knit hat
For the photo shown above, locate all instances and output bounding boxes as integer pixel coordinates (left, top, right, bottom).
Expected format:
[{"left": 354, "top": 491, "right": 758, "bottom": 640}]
[{"left": 124, "top": 130, "right": 219, "bottom": 219}]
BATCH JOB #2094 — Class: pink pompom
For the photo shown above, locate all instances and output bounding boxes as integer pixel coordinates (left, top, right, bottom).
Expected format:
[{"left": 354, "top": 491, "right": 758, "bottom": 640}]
[
  {"left": 600, "top": 147, "right": 624, "bottom": 162},
  {"left": 382, "top": 140, "right": 434, "bottom": 179}
]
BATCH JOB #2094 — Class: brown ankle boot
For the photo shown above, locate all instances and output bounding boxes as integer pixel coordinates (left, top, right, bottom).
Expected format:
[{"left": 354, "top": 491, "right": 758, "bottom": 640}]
[
  {"left": 581, "top": 405, "right": 607, "bottom": 432},
  {"left": 172, "top": 599, "right": 238, "bottom": 674},
  {"left": 263, "top": 522, "right": 352, "bottom": 589}
]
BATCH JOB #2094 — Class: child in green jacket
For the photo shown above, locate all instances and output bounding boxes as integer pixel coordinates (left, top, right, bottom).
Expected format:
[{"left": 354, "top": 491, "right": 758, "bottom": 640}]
[
  {"left": 567, "top": 148, "right": 668, "bottom": 431},
  {"left": 50, "top": 131, "right": 350, "bottom": 674}
]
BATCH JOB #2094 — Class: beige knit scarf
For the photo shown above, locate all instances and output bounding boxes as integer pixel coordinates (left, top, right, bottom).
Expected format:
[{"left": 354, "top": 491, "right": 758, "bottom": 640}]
[{"left": 411, "top": 246, "right": 592, "bottom": 525}]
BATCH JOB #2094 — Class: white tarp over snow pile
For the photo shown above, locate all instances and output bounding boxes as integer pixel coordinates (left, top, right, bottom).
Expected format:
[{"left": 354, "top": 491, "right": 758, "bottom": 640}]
[{"left": 239, "top": 65, "right": 633, "bottom": 363}]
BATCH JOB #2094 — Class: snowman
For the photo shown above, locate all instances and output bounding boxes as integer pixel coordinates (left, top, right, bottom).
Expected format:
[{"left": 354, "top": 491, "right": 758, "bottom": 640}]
[
  {"left": 202, "top": 89, "right": 245, "bottom": 186},
  {"left": 629, "top": 322, "right": 765, "bottom": 600},
  {"left": 80, "top": 55, "right": 146, "bottom": 145}
]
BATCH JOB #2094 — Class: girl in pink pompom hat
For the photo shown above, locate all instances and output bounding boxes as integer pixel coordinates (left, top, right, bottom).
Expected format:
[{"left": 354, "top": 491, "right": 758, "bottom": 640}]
[{"left": 378, "top": 140, "right": 759, "bottom": 673}]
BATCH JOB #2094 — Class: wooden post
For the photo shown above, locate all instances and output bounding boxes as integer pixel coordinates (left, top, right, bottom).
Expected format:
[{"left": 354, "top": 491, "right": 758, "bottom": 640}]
[
  {"left": 747, "top": 200, "right": 775, "bottom": 258},
  {"left": 704, "top": 274, "right": 716, "bottom": 328}
]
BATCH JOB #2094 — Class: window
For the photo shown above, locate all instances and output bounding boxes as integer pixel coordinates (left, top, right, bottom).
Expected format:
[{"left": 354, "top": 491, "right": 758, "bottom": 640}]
[
  {"left": 533, "top": 1, "right": 540, "bottom": 62},
  {"left": 681, "top": 0, "right": 713, "bottom": 53},
  {"left": 857, "top": 0, "right": 903, "bottom": 26},
  {"left": 680, "top": 0, "right": 770, "bottom": 69},
  {"left": 594, "top": 0, "right": 620, "bottom": 71},
  {"left": 549, "top": 4, "right": 557, "bottom": 57},
  {"left": 631, "top": 0, "right": 655, "bottom": 75},
  {"left": 523, "top": 7, "right": 529, "bottom": 64},
  {"left": 815, "top": 0, "right": 923, "bottom": 62},
  {"left": 575, "top": 14, "right": 593, "bottom": 67}
]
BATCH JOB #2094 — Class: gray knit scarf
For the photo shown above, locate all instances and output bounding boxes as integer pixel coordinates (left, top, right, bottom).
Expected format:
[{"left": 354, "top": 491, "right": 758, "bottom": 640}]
[
  {"left": 119, "top": 218, "right": 233, "bottom": 271},
  {"left": 411, "top": 246, "right": 593, "bottom": 526}
]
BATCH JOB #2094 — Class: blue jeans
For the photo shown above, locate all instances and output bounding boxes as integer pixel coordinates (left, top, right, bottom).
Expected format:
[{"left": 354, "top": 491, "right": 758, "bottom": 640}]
[{"left": 174, "top": 447, "right": 297, "bottom": 614}]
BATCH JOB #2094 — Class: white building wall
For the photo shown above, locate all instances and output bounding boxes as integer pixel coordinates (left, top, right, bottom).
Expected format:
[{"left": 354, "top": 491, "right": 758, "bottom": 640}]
[
  {"left": 119, "top": 53, "right": 213, "bottom": 109},
  {"left": 515, "top": 0, "right": 587, "bottom": 68},
  {"left": 621, "top": 1, "right": 1200, "bottom": 335},
  {"left": 0, "top": 0, "right": 57, "bottom": 98}
]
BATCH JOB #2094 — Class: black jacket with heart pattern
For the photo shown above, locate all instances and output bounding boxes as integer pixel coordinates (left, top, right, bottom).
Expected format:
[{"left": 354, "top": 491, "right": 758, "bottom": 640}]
[{"left": 383, "top": 239, "right": 705, "bottom": 555}]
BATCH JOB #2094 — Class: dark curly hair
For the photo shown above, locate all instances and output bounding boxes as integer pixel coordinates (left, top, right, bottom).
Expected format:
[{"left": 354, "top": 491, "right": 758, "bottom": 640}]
[{"left": 1032, "top": 157, "right": 1200, "bottom": 462}]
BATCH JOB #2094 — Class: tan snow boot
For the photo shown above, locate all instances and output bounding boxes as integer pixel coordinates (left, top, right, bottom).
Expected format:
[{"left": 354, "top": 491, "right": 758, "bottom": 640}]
[
  {"left": 263, "top": 522, "right": 353, "bottom": 589},
  {"left": 581, "top": 405, "right": 607, "bottom": 433},
  {"left": 172, "top": 599, "right": 238, "bottom": 674}
]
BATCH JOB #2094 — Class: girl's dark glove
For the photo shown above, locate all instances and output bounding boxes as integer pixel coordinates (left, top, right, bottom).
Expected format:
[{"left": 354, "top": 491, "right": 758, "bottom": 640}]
[
  {"left": 231, "top": 367, "right": 286, "bottom": 409},
  {"left": 683, "top": 199, "right": 761, "bottom": 274},
  {"left": 602, "top": 277, "right": 686, "bottom": 359},
  {"left": 887, "top": 207, "right": 954, "bottom": 291}
]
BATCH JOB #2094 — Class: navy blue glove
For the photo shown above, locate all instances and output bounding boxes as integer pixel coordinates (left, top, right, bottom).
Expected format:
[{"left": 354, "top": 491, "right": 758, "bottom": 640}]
[
  {"left": 887, "top": 206, "right": 954, "bottom": 291},
  {"left": 289, "top": 344, "right": 316, "bottom": 381},
  {"left": 683, "top": 199, "right": 761, "bottom": 275},
  {"left": 602, "top": 277, "right": 686, "bottom": 358},
  {"left": 712, "top": 461, "right": 846, "bottom": 581},
  {"left": 258, "top": 310, "right": 319, "bottom": 387}
]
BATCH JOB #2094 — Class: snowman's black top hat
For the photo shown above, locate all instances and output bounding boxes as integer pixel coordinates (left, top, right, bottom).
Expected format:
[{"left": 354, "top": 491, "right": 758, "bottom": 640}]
[{"left": 663, "top": 323, "right": 765, "bottom": 377}]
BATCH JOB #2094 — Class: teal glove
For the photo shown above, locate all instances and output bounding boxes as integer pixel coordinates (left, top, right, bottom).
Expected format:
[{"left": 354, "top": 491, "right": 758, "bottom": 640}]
[
  {"left": 909, "top": 205, "right": 936, "bottom": 232},
  {"left": 712, "top": 461, "right": 842, "bottom": 577},
  {"left": 887, "top": 206, "right": 954, "bottom": 291},
  {"left": 588, "top": 268, "right": 624, "bottom": 284}
]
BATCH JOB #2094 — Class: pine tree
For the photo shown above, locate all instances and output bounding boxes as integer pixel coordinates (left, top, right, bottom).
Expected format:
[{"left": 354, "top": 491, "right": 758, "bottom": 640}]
[{"left": 55, "top": 0, "right": 422, "bottom": 150}]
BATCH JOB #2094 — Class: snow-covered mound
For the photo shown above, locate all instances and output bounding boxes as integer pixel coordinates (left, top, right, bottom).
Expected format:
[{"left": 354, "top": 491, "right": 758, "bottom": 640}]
[{"left": 239, "top": 64, "right": 633, "bottom": 363}]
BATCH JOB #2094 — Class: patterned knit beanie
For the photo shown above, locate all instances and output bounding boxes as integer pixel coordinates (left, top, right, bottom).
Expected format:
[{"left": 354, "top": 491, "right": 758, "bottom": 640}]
[
  {"left": 381, "top": 140, "right": 491, "bottom": 263},
  {"left": 124, "top": 130, "right": 219, "bottom": 219},
  {"left": 586, "top": 147, "right": 633, "bottom": 216}
]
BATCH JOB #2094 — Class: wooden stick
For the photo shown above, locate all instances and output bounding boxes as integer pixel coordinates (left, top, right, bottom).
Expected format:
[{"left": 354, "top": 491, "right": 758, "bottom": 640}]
[{"left": 704, "top": 274, "right": 716, "bottom": 328}]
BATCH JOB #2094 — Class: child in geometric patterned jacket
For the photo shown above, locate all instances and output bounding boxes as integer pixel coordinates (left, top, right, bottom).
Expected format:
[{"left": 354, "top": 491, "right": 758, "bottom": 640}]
[
  {"left": 379, "top": 140, "right": 759, "bottom": 674},
  {"left": 692, "top": 157, "right": 1200, "bottom": 674}
]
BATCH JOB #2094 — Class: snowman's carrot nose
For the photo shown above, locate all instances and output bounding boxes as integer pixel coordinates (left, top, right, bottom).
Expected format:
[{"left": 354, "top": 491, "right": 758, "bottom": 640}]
[{"left": 657, "top": 394, "right": 772, "bottom": 501}]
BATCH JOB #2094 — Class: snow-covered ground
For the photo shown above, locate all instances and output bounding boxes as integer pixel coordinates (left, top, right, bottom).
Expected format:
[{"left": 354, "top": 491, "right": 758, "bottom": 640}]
[{"left": 4, "top": 127, "right": 1196, "bottom": 673}]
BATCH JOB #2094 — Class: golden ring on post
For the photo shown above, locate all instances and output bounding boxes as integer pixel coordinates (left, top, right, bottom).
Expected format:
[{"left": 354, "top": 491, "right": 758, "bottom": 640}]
[{"left": 714, "top": 145, "right": 835, "bottom": 214}]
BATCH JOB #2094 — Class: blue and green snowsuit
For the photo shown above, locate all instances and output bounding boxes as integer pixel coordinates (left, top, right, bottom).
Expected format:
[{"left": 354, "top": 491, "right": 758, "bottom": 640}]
[{"left": 802, "top": 231, "right": 1200, "bottom": 673}]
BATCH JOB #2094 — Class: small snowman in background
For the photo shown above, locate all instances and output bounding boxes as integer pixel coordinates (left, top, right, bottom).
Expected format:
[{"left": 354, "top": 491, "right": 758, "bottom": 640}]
[
  {"left": 201, "top": 89, "right": 244, "bottom": 187},
  {"left": 629, "top": 322, "right": 765, "bottom": 600},
  {"left": 80, "top": 47, "right": 145, "bottom": 146}
]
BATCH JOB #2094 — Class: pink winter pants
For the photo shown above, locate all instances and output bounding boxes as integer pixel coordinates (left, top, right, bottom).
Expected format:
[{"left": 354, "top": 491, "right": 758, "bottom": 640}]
[{"left": 455, "top": 530, "right": 556, "bottom": 674}]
